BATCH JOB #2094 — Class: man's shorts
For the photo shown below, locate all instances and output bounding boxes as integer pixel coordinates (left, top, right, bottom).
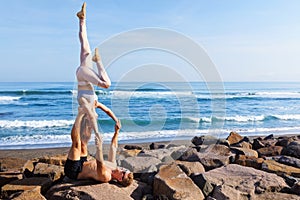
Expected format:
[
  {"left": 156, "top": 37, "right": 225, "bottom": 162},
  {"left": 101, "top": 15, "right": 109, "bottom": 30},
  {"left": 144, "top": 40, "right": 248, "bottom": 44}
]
[{"left": 64, "top": 156, "right": 87, "bottom": 180}]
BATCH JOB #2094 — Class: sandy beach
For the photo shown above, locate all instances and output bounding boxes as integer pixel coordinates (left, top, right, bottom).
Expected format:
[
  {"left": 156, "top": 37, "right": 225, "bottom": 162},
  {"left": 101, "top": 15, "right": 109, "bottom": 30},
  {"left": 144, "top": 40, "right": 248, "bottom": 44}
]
[{"left": 0, "top": 139, "right": 191, "bottom": 161}]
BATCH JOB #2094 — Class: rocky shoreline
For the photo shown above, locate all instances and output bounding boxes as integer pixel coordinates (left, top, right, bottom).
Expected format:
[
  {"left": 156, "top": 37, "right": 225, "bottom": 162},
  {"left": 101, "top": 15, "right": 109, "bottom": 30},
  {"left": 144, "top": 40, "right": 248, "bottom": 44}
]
[{"left": 0, "top": 132, "right": 300, "bottom": 200}]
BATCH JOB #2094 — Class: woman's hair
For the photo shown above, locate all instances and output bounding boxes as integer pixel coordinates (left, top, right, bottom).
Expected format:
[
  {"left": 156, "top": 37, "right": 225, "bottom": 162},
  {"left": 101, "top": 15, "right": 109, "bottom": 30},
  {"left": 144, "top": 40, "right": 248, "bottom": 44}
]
[{"left": 120, "top": 172, "right": 134, "bottom": 187}]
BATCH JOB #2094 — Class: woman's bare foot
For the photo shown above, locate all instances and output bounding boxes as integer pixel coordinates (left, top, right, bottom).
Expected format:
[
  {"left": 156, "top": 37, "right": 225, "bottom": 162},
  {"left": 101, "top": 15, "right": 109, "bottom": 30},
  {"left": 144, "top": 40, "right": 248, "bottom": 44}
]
[
  {"left": 77, "top": 2, "right": 86, "bottom": 19},
  {"left": 92, "top": 48, "right": 101, "bottom": 62}
]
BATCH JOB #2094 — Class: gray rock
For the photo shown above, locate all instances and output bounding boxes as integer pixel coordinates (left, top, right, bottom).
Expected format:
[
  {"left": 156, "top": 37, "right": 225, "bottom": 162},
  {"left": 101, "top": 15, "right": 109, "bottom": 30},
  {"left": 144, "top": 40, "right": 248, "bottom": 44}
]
[
  {"left": 180, "top": 145, "right": 233, "bottom": 171},
  {"left": 124, "top": 145, "right": 143, "bottom": 150},
  {"left": 198, "top": 153, "right": 231, "bottom": 171},
  {"left": 161, "top": 155, "right": 174, "bottom": 163},
  {"left": 139, "top": 149, "right": 172, "bottom": 160},
  {"left": 252, "top": 138, "right": 265, "bottom": 150},
  {"left": 282, "top": 174, "right": 300, "bottom": 187},
  {"left": 264, "top": 134, "right": 274, "bottom": 140},
  {"left": 191, "top": 135, "right": 218, "bottom": 146},
  {"left": 46, "top": 179, "right": 147, "bottom": 200},
  {"left": 275, "top": 136, "right": 295, "bottom": 147},
  {"left": 283, "top": 141, "right": 300, "bottom": 159},
  {"left": 291, "top": 181, "right": 300, "bottom": 195},
  {"left": 272, "top": 155, "right": 300, "bottom": 168},
  {"left": 33, "top": 162, "right": 64, "bottom": 182},
  {"left": 121, "top": 157, "right": 161, "bottom": 173},
  {"left": 150, "top": 143, "right": 166, "bottom": 150},
  {"left": 175, "top": 160, "right": 205, "bottom": 176},
  {"left": 2, "top": 177, "right": 52, "bottom": 199},
  {"left": 212, "top": 185, "right": 244, "bottom": 200},
  {"left": 190, "top": 173, "right": 214, "bottom": 197},
  {"left": 255, "top": 192, "right": 300, "bottom": 200},
  {"left": 203, "top": 164, "right": 289, "bottom": 198},
  {"left": 179, "top": 148, "right": 201, "bottom": 162},
  {"left": 170, "top": 146, "right": 189, "bottom": 160}
]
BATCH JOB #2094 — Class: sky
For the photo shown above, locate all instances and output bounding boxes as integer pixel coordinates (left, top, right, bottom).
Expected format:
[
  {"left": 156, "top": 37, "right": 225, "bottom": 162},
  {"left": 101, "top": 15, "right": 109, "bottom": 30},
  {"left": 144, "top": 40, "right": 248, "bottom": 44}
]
[{"left": 1, "top": 0, "right": 300, "bottom": 82}]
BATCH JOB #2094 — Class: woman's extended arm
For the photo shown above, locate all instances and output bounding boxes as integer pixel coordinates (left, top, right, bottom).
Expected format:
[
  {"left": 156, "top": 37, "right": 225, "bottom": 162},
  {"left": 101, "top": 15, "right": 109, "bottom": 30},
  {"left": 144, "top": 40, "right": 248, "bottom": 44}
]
[{"left": 95, "top": 101, "right": 121, "bottom": 129}]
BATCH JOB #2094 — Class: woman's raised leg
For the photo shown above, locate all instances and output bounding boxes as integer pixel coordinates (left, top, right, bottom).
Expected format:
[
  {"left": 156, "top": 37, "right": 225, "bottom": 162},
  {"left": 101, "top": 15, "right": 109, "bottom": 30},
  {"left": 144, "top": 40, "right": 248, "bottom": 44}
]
[
  {"left": 77, "top": 2, "right": 92, "bottom": 68},
  {"left": 92, "top": 48, "right": 111, "bottom": 87}
]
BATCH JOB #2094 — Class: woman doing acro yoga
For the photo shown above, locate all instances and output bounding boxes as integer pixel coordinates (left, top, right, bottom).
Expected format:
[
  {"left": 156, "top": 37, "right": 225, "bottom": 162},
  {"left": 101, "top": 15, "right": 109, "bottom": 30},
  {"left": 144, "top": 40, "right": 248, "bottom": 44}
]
[{"left": 76, "top": 2, "right": 111, "bottom": 138}]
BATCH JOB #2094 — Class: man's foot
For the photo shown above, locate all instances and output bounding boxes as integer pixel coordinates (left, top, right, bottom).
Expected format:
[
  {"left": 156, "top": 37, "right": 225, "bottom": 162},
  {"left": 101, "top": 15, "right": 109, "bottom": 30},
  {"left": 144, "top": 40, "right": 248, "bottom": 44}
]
[
  {"left": 92, "top": 48, "right": 101, "bottom": 62},
  {"left": 77, "top": 2, "right": 86, "bottom": 19}
]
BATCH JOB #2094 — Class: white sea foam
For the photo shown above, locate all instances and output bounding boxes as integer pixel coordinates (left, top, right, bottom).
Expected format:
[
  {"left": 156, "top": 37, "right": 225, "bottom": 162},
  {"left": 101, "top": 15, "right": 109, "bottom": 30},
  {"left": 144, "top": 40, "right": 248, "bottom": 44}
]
[
  {"left": 112, "top": 90, "right": 193, "bottom": 98},
  {"left": 1, "top": 126, "right": 300, "bottom": 149},
  {"left": 0, "top": 96, "right": 21, "bottom": 104},
  {"left": 0, "top": 119, "right": 74, "bottom": 128},
  {"left": 197, "top": 114, "right": 300, "bottom": 123},
  {"left": 273, "top": 114, "right": 300, "bottom": 120},
  {"left": 255, "top": 91, "right": 300, "bottom": 98}
]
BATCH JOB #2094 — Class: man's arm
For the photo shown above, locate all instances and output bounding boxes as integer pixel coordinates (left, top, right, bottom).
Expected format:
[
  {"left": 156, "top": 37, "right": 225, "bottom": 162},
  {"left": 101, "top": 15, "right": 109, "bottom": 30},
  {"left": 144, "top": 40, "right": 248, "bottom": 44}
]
[{"left": 95, "top": 134, "right": 111, "bottom": 182}]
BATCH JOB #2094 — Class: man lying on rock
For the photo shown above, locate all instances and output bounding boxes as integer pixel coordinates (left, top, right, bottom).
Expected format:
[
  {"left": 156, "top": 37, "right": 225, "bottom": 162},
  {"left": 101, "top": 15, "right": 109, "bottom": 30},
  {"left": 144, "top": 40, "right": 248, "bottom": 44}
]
[{"left": 64, "top": 98, "right": 133, "bottom": 186}]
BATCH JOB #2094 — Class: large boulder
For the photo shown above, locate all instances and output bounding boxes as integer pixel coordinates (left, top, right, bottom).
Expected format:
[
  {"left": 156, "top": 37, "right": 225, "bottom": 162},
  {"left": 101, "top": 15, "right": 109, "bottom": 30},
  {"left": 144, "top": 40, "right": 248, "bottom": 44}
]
[
  {"left": 203, "top": 164, "right": 289, "bottom": 198},
  {"left": 180, "top": 145, "right": 233, "bottom": 171},
  {"left": 33, "top": 163, "right": 64, "bottom": 182},
  {"left": 230, "top": 147, "right": 258, "bottom": 158},
  {"left": 9, "top": 189, "right": 46, "bottom": 200},
  {"left": 211, "top": 184, "right": 244, "bottom": 200},
  {"left": 150, "top": 142, "right": 166, "bottom": 150},
  {"left": 139, "top": 149, "right": 172, "bottom": 160},
  {"left": 257, "top": 146, "right": 283, "bottom": 157},
  {"left": 0, "top": 172, "right": 23, "bottom": 188},
  {"left": 38, "top": 155, "right": 67, "bottom": 166},
  {"left": 175, "top": 161, "right": 205, "bottom": 176},
  {"left": 190, "top": 173, "right": 214, "bottom": 197},
  {"left": 153, "top": 163, "right": 204, "bottom": 200},
  {"left": 45, "top": 179, "right": 149, "bottom": 200},
  {"left": 262, "top": 160, "right": 300, "bottom": 178},
  {"left": 1, "top": 177, "right": 52, "bottom": 199},
  {"left": 255, "top": 192, "right": 300, "bottom": 200},
  {"left": 121, "top": 156, "right": 161, "bottom": 173},
  {"left": 234, "top": 155, "right": 264, "bottom": 169},
  {"left": 252, "top": 138, "right": 265, "bottom": 150},
  {"left": 275, "top": 136, "right": 296, "bottom": 147},
  {"left": 282, "top": 141, "right": 300, "bottom": 159},
  {"left": 0, "top": 158, "right": 33, "bottom": 173},
  {"left": 272, "top": 155, "right": 300, "bottom": 168},
  {"left": 191, "top": 135, "right": 218, "bottom": 146},
  {"left": 226, "top": 132, "right": 243, "bottom": 145}
]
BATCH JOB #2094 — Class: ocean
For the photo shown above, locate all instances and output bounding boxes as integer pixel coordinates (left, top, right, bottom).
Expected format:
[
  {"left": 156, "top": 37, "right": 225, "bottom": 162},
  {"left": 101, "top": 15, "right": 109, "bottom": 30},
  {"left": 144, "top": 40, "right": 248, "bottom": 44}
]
[{"left": 0, "top": 82, "right": 300, "bottom": 149}]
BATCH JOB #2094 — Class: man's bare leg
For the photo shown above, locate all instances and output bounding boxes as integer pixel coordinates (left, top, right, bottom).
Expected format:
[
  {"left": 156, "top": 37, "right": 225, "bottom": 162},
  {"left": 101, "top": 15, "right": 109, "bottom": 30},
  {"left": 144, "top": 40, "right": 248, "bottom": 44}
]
[
  {"left": 67, "top": 108, "right": 85, "bottom": 161},
  {"left": 79, "top": 97, "right": 101, "bottom": 140},
  {"left": 80, "top": 116, "right": 92, "bottom": 157}
]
